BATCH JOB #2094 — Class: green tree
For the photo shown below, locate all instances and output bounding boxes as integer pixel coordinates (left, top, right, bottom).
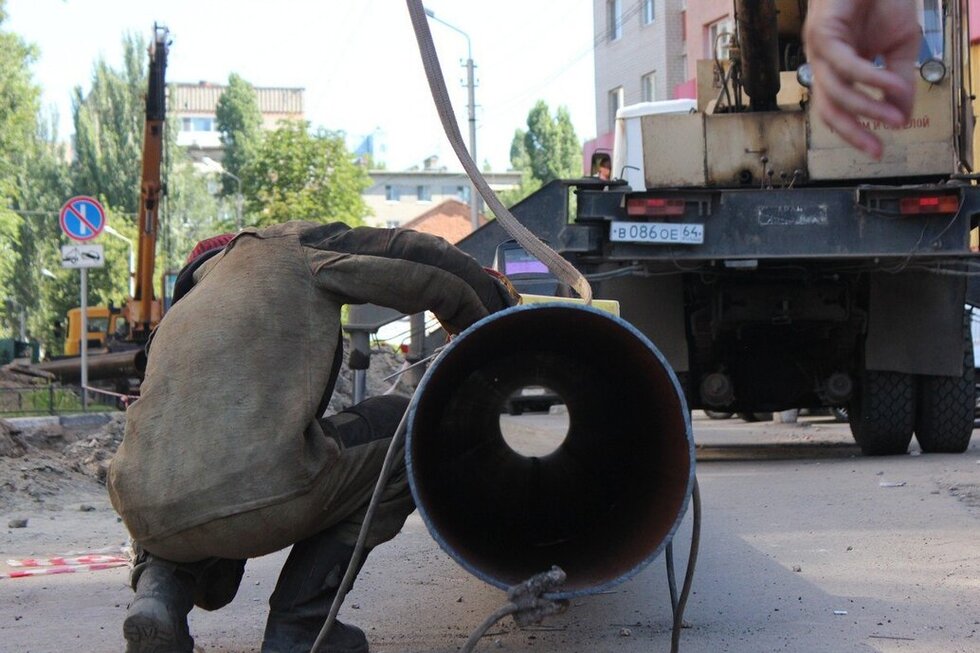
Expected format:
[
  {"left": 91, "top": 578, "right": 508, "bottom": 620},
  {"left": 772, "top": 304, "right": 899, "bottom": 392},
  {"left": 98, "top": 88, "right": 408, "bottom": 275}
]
[
  {"left": 0, "top": 1, "right": 70, "bottom": 347},
  {"left": 499, "top": 100, "right": 582, "bottom": 207},
  {"left": 10, "top": 117, "right": 74, "bottom": 352},
  {"left": 165, "top": 159, "right": 222, "bottom": 267},
  {"left": 243, "top": 121, "right": 371, "bottom": 227},
  {"left": 0, "top": 1, "right": 38, "bottom": 198},
  {"left": 215, "top": 73, "right": 262, "bottom": 196},
  {"left": 71, "top": 32, "right": 147, "bottom": 216}
]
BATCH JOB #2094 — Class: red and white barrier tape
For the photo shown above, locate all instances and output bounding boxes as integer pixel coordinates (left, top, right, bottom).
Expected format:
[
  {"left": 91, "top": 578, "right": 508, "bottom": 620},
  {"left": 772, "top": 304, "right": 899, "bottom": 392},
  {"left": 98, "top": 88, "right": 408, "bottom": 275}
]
[
  {"left": 82, "top": 384, "right": 139, "bottom": 407},
  {"left": 7, "top": 554, "right": 128, "bottom": 568},
  {"left": 2, "top": 550, "right": 131, "bottom": 580},
  {"left": 2, "top": 562, "right": 128, "bottom": 579}
]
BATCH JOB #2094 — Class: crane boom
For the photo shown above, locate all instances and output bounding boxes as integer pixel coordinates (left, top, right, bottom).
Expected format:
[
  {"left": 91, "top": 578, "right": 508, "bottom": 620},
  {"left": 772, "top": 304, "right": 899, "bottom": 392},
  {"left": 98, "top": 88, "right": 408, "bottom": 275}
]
[{"left": 127, "top": 23, "right": 168, "bottom": 339}]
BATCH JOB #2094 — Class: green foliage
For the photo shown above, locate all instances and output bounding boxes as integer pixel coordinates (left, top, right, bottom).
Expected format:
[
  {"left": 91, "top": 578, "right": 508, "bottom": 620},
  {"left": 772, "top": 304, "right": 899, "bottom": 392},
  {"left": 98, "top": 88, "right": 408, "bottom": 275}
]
[
  {"left": 243, "top": 121, "right": 371, "bottom": 227},
  {"left": 165, "top": 159, "right": 222, "bottom": 266},
  {"left": 498, "top": 101, "right": 582, "bottom": 208},
  {"left": 0, "top": 13, "right": 38, "bottom": 201},
  {"left": 0, "top": 5, "right": 61, "bottom": 346},
  {"left": 215, "top": 73, "right": 262, "bottom": 196},
  {"left": 70, "top": 32, "right": 147, "bottom": 215},
  {"left": 8, "top": 134, "right": 73, "bottom": 352},
  {"left": 0, "top": 210, "right": 24, "bottom": 334}
]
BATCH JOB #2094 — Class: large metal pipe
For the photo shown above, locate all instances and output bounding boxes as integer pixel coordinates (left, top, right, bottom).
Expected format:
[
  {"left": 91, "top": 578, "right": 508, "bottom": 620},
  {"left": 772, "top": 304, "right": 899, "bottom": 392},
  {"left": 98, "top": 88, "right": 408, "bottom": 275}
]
[
  {"left": 406, "top": 304, "right": 694, "bottom": 598},
  {"left": 736, "top": 0, "right": 781, "bottom": 111},
  {"left": 37, "top": 349, "right": 144, "bottom": 383}
]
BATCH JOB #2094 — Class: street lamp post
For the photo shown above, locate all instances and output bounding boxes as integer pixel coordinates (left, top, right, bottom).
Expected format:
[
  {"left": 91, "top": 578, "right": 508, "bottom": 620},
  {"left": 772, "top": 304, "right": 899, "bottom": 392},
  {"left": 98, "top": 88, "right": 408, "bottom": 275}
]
[
  {"left": 201, "top": 157, "right": 244, "bottom": 230},
  {"left": 424, "top": 8, "right": 480, "bottom": 232},
  {"left": 104, "top": 225, "right": 136, "bottom": 297}
]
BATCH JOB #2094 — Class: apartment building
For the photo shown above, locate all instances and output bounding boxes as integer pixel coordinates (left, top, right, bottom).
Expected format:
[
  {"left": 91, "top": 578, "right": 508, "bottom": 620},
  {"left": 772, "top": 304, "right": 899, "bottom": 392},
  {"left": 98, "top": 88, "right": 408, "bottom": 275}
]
[
  {"left": 593, "top": 0, "right": 687, "bottom": 136},
  {"left": 589, "top": 1, "right": 734, "bottom": 158},
  {"left": 171, "top": 81, "right": 305, "bottom": 161},
  {"left": 362, "top": 156, "right": 520, "bottom": 229}
]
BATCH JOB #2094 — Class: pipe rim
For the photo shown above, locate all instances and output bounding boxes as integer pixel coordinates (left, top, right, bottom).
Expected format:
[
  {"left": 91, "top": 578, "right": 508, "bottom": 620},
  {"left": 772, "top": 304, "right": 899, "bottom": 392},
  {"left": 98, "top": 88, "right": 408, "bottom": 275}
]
[{"left": 406, "top": 302, "right": 696, "bottom": 598}]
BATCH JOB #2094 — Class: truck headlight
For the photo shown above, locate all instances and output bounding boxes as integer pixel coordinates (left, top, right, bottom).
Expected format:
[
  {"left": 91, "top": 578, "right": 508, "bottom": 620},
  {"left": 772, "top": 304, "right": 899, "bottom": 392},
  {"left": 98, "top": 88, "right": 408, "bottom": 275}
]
[
  {"left": 920, "top": 58, "right": 946, "bottom": 84},
  {"left": 796, "top": 62, "right": 813, "bottom": 88}
]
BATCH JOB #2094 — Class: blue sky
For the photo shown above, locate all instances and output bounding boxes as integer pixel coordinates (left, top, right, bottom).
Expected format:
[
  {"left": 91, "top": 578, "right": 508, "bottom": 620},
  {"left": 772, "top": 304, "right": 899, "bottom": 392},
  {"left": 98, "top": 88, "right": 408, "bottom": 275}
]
[{"left": 6, "top": 0, "right": 597, "bottom": 171}]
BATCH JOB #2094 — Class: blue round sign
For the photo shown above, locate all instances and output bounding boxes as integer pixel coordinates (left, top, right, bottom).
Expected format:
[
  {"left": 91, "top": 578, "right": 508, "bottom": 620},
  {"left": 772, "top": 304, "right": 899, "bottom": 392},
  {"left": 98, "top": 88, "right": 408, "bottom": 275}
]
[{"left": 59, "top": 195, "right": 106, "bottom": 242}]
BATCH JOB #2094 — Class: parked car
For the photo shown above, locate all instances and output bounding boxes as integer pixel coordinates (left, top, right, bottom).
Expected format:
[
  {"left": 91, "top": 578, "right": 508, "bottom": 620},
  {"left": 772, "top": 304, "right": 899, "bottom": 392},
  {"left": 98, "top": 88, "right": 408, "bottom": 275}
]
[{"left": 504, "top": 386, "right": 562, "bottom": 416}]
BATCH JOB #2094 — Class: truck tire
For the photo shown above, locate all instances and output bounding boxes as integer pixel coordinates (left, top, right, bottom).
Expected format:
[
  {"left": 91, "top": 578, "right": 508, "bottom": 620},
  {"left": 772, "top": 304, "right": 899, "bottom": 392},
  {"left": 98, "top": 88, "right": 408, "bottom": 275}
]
[
  {"left": 849, "top": 371, "right": 915, "bottom": 456},
  {"left": 737, "top": 412, "right": 773, "bottom": 422},
  {"left": 704, "top": 410, "right": 733, "bottom": 420},
  {"left": 914, "top": 315, "right": 975, "bottom": 454}
]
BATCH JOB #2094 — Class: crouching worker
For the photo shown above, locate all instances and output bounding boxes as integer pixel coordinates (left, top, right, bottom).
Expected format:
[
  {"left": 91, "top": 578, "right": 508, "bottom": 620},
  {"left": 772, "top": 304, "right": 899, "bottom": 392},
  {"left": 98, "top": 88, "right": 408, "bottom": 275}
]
[{"left": 108, "top": 221, "right": 517, "bottom": 653}]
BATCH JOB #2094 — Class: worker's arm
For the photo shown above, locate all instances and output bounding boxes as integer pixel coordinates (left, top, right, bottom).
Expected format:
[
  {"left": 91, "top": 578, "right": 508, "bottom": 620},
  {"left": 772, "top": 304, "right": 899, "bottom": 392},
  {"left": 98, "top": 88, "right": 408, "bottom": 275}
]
[
  {"left": 302, "top": 225, "right": 516, "bottom": 333},
  {"left": 803, "top": 0, "right": 920, "bottom": 159}
]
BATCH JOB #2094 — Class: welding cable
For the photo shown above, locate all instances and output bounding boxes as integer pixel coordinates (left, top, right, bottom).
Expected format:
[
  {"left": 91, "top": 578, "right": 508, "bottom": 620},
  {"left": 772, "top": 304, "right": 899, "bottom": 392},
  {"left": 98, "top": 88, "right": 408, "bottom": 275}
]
[
  {"left": 309, "top": 405, "right": 412, "bottom": 653},
  {"left": 669, "top": 477, "right": 702, "bottom": 653},
  {"left": 460, "top": 603, "right": 521, "bottom": 653}
]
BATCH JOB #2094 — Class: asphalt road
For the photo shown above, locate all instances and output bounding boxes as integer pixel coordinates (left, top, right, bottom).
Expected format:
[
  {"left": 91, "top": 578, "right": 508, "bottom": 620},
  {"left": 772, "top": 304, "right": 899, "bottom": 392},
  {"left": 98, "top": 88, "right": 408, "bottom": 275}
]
[{"left": 2, "top": 411, "right": 977, "bottom": 653}]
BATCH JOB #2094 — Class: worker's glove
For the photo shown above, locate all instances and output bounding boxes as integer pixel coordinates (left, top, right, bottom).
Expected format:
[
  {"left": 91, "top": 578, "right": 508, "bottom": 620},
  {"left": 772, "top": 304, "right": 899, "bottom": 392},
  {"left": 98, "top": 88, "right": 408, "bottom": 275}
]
[
  {"left": 303, "top": 224, "right": 519, "bottom": 334},
  {"left": 483, "top": 267, "right": 522, "bottom": 306}
]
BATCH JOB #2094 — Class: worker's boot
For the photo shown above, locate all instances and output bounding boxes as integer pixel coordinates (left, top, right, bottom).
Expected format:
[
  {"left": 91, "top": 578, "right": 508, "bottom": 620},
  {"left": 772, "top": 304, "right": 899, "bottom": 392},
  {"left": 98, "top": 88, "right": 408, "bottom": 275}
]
[
  {"left": 261, "top": 532, "right": 369, "bottom": 653},
  {"left": 123, "top": 554, "right": 196, "bottom": 653}
]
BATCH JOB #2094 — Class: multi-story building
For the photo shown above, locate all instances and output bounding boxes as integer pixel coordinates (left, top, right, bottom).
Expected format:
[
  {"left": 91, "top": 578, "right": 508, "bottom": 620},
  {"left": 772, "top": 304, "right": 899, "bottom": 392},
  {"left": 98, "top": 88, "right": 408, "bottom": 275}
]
[
  {"left": 362, "top": 156, "right": 520, "bottom": 229},
  {"left": 171, "top": 81, "right": 305, "bottom": 161},
  {"left": 592, "top": 1, "right": 687, "bottom": 137},
  {"left": 588, "top": 1, "right": 734, "bottom": 161}
]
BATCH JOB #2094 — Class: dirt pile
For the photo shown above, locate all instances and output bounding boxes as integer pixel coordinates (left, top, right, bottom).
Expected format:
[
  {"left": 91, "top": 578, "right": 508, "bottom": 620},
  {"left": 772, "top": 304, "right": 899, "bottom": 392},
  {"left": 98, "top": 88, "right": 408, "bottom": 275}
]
[
  {"left": 0, "top": 416, "right": 116, "bottom": 512},
  {"left": 0, "top": 364, "right": 52, "bottom": 412},
  {"left": 0, "top": 343, "right": 412, "bottom": 513}
]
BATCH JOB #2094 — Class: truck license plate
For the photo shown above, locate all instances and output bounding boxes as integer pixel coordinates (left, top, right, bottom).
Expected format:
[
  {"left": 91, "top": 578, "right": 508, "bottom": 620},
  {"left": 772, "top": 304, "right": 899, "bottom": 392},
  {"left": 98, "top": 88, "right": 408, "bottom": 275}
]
[{"left": 609, "top": 222, "right": 705, "bottom": 245}]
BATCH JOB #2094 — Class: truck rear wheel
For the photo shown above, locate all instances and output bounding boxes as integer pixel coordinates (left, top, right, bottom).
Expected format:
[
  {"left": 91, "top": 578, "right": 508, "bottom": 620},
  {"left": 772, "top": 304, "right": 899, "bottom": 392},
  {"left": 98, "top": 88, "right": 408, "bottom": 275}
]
[
  {"left": 849, "top": 371, "right": 915, "bottom": 456},
  {"left": 914, "top": 315, "right": 975, "bottom": 454}
]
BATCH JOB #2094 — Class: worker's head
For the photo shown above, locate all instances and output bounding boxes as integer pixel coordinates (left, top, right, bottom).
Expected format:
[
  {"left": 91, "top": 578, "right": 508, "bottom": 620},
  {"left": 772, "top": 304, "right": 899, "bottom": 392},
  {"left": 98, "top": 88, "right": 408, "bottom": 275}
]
[
  {"left": 185, "top": 233, "right": 235, "bottom": 265},
  {"left": 170, "top": 233, "right": 236, "bottom": 307},
  {"left": 591, "top": 152, "right": 612, "bottom": 181}
]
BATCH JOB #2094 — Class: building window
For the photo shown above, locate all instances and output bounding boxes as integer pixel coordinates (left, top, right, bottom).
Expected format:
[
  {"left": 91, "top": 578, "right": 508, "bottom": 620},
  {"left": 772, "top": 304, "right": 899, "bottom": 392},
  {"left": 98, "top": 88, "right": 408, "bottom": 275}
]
[
  {"left": 607, "top": 0, "right": 622, "bottom": 41},
  {"left": 706, "top": 17, "right": 735, "bottom": 60},
  {"left": 608, "top": 86, "right": 624, "bottom": 131},
  {"left": 181, "top": 116, "right": 215, "bottom": 132},
  {"left": 440, "top": 185, "right": 469, "bottom": 202},
  {"left": 642, "top": 0, "right": 655, "bottom": 25},
  {"left": 385, "top": 185, "right": 400, "bottom": 202},
  {"left": 416, "top": 185, "right": 432, "bottom": 201},
  {"left": 642, "top": 72, "right": 656, "bottom": 102}
]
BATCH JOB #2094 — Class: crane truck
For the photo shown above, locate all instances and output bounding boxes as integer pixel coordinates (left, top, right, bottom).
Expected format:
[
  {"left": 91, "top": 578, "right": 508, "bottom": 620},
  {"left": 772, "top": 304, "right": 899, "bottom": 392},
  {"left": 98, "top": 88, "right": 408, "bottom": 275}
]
[
  {"left": 45, "top": 25, "right": 169, "bottom": 394},
  {"left": 59, "top": 24, "right": 168, "bottom": 359},
  {"left": 454, "top": 0, "right": 978, "bottom": 456}
]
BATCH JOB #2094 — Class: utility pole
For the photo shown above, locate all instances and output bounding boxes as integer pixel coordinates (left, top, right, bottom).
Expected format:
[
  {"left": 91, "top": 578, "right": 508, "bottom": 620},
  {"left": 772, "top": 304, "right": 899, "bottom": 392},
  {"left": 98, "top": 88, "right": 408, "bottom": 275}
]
[
  {"left": 425, "top": 8, "right": 480, "bottom": 232},
  {"left": 465, "top": 55, "right": 480, "bottom": 231}
]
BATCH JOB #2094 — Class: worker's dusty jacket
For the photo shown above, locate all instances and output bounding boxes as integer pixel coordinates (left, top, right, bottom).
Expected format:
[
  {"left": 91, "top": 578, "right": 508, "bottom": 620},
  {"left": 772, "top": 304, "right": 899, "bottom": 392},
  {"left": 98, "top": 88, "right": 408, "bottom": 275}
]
[{"left": 108, "top": 221, "right": 511, "bottom": 543}]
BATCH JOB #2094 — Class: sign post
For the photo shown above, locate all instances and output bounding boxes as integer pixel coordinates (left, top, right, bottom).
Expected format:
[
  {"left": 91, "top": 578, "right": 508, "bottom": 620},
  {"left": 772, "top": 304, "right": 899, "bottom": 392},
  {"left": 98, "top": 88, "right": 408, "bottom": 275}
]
[{"left": 59, "top": 196, "right": 106, "bottom": 410}]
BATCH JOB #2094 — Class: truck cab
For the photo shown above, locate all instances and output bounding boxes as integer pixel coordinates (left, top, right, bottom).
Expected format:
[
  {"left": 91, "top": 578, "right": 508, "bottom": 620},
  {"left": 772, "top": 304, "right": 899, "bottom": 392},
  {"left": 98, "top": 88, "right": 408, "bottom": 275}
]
[{"left": 63, "top": 306, "right": 127, "bottom": 356}]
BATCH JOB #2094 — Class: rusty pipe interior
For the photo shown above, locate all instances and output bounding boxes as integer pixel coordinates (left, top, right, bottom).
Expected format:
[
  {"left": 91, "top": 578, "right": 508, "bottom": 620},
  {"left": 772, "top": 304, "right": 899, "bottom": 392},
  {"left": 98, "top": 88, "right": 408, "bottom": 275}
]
[{"left": 406, "top": 303, "right": 694, "bottom": 598}]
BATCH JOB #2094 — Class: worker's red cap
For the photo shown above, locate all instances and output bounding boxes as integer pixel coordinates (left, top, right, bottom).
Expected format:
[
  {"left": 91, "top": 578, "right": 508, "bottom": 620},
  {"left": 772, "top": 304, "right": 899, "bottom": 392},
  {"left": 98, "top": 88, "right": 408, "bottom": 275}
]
[{"left": 185, "top": 233, "right": 235, "bottom": 264}]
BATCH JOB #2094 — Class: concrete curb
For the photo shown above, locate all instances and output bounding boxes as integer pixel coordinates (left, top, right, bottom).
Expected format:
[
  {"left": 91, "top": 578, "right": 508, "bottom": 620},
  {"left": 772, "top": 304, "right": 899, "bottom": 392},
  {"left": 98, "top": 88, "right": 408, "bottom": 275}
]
[{"left": 1, "top": 412, "right": 115, "bottom": 430}]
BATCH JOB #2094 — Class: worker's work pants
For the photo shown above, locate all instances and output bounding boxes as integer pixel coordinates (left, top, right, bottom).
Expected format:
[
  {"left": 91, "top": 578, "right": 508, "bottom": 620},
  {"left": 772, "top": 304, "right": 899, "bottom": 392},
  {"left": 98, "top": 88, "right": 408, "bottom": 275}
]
[{"left": 132, "top": 395, "right": 414, "bottom": 609}]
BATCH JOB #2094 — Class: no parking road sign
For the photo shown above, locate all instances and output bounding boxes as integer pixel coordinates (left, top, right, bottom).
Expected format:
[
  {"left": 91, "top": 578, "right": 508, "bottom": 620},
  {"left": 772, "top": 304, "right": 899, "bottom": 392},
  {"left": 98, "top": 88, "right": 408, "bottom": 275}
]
[{"left": 59, "top": 195, "right": 106, "bottom": 242}]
